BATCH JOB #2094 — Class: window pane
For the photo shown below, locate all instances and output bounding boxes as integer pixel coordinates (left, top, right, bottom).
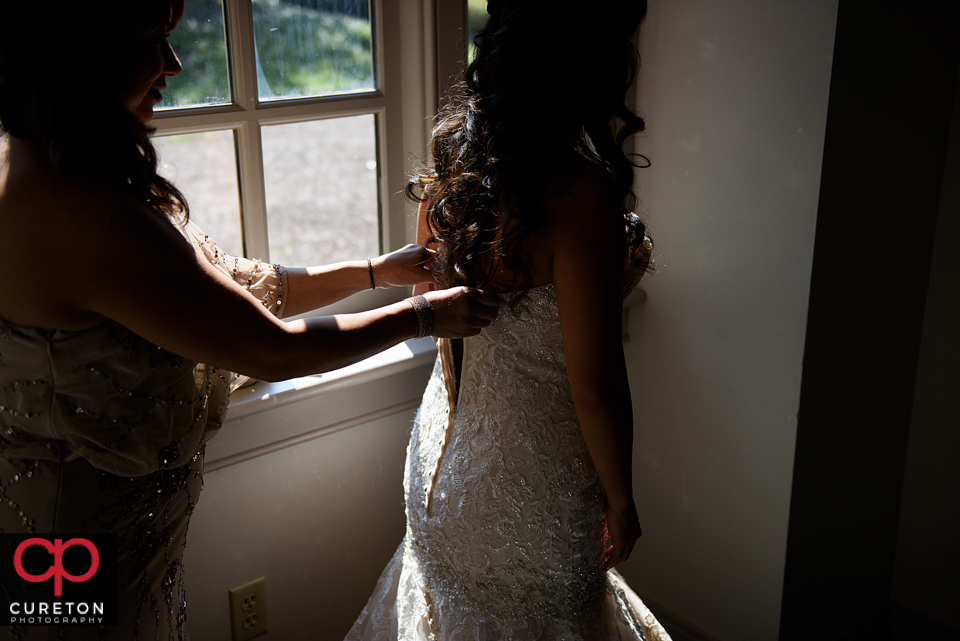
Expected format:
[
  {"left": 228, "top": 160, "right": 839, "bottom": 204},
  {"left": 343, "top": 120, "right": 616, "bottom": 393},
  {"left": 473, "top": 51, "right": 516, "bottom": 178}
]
[
  {"left": 160, "top": 0, "right": 231, "bottom": 108},
  {"left": 262, "top": 116, "right": 379, "bottom": 266},
  {"left": 155, "top": 131, "right": 244, "bottom": 258},
  {"left": 468, "top": 0, "right": 487, "bottom": 63},
  {"left": 253, "top": 0, "right": 374, "bottom": 100}
]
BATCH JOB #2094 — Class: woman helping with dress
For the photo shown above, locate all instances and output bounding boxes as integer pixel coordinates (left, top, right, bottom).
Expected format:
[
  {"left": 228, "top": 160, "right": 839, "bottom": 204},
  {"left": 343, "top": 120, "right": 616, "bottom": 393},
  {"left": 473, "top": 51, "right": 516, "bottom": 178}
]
[
  {"left": 0, "top": 1, "right": 497, "bottom": 639},
  {"left": 346, "top": 0, "right": 671, "bottom": 639}
]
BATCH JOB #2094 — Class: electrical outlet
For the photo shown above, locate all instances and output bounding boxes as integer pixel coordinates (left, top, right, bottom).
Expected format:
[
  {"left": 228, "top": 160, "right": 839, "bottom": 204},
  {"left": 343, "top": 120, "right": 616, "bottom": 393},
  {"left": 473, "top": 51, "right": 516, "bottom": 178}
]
[{"left": 229, "top": 576, "right": 268, "bottom": 641}]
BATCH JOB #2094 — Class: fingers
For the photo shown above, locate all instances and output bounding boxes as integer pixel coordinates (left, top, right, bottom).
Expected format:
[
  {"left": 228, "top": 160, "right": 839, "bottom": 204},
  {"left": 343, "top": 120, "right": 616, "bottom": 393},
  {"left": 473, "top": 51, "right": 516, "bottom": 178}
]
[
  {"left": 609, "top": 540, "right": 638, "bottom": 567},
  {"left": 405, "top": 245, "right": 434, "bottom": 268},
  {"left": 469, "top": 289, "right": 500, "bottom": 321},
  {"left": 601, "top": 504, "right": 642, "bottom": 570},
  {"left": 601, "top": 536, "right": 637, "bottom": 570},
  {"left": 465, "top": 288, "right": 500, "bottom": 326},
  {"left": 473, "top": 289, "right": 501, "bottom": 310},
  {"left": 423, "top": 286, "right": 500, "bottom": 338},
  {"left": 375, "top": 245, "right": 436, "bottom": 288},
  {"left": 457, "top": 288, "right": 498, "bottom": 332}
]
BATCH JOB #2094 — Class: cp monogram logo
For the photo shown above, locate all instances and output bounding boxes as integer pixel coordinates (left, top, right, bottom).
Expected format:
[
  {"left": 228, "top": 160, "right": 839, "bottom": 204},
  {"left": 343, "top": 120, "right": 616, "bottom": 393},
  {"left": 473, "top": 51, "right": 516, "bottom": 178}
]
[{"left": 13, "top": 538, "right": 100, "bottom": 597}]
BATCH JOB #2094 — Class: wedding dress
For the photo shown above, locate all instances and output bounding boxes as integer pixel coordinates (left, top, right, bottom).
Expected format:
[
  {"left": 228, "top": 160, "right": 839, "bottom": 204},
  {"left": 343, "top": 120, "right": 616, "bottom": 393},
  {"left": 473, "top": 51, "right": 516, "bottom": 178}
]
[
  {"left": 0, "top": 221, "right": 286, "bottom": 640},
  {"left": 347, "top": 283, "right": 671, "bottom": 641}
]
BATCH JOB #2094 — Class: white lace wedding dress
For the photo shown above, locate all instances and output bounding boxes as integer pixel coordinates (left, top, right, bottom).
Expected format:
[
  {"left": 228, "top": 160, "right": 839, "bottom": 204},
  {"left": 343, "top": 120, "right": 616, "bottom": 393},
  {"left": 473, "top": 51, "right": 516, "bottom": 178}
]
[{"left": 346, "top": 284, "right": 671, "bottom": 641}]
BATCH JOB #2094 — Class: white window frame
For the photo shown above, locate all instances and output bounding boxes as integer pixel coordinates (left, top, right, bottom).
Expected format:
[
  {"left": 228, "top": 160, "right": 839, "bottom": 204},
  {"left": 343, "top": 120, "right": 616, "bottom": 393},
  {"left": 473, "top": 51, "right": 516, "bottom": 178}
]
[{"left": 152, "top": 0, "right": 439, "bottom": 315}]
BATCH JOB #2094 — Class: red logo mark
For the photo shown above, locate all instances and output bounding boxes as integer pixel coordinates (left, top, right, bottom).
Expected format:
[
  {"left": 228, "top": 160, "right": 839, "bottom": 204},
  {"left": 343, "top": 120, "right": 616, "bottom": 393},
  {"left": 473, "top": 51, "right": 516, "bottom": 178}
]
[{"left": 13, "top": 538, "right": 100, "bottom": 596}]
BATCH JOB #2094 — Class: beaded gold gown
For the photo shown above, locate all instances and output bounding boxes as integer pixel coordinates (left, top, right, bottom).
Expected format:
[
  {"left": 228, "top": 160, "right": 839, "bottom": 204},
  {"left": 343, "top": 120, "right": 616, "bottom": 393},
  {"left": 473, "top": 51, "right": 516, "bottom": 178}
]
[
  {"left": 346, "top": 283, "right": 671, "bottom": 641},
  {"left": 0, "top": 222, "right": 287, "bottom": 640}
]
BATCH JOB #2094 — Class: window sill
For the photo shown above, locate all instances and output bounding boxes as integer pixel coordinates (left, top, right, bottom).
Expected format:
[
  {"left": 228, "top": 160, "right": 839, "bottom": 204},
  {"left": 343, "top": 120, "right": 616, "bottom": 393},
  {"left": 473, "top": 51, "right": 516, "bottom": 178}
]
[{"left": 206, "top": 337, "right": 437, "bottom": 471}]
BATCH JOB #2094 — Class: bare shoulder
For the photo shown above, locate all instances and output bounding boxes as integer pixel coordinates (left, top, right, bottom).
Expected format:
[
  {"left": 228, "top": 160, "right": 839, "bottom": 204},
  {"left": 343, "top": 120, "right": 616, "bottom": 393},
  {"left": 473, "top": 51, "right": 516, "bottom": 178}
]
[
  {"left": 0, "top": 153, "right": 191, "bottom": 329},
  {"left": 541, "top": 165, "right": 624, "bottom": 246}
]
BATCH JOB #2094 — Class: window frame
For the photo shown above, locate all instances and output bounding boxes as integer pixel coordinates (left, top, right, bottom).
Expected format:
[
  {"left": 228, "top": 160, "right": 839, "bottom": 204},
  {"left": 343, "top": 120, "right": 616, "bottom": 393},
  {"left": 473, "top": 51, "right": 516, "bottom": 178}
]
[{"left": 152, "top": 0, "right": 423, "bottom": 315}]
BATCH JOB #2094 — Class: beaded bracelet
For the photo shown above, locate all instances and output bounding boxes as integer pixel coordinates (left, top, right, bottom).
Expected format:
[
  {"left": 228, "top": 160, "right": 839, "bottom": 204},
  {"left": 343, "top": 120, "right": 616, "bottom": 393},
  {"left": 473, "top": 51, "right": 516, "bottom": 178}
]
[{"left": 408, "top": 295, "right": 435, "bottom": 339}]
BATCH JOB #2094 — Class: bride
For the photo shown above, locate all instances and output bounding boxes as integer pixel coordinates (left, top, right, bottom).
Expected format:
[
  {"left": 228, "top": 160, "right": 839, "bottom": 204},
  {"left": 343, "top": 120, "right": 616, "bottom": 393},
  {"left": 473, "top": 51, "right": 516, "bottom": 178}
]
[{"left": 346, "top": 0, "right": 671, "bottom": 639}]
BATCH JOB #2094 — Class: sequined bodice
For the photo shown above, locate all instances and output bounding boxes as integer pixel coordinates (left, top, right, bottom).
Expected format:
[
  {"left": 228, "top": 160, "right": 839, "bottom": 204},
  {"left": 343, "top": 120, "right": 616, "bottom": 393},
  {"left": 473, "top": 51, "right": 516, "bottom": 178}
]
[
  {"left": 0, "top": 318, "right": 227, "bottom": 479},
  {"left": 0, "top": 221, "right": 286, "bottom": 640},
  {"left": 0, "top": 318, "right": 225, "bottom": 640}
]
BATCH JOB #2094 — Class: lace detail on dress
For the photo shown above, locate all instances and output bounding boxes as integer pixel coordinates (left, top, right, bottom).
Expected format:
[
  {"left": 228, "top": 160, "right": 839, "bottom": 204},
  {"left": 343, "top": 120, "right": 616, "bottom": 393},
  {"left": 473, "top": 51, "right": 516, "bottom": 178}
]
[
  {"left": 178, "top": 219, "right": 287, "bottom": 390},
  {"left": 348, "top": 285, "right": 671, "bottom": 641},
  {"left": 180, "top": 220, "right": 288, "bottom": 320}
]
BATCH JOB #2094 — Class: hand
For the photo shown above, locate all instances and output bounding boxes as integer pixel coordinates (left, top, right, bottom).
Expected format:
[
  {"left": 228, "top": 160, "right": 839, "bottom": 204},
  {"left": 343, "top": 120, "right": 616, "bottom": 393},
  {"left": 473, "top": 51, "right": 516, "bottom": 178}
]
[
  {"left": 422, "top": 286, "right": 499, "bottom": 338},
  {"left": 601, "top": 500, "right": 642, "bottom": 570},
  {"left": 370, "top": 245, "right": 435, "bottom": 289}
]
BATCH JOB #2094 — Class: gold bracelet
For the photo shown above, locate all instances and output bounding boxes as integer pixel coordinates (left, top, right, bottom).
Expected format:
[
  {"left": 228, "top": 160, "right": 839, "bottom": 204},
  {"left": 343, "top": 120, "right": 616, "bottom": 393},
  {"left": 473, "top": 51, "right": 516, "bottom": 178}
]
[{"left": 366, "top": 258, "right": 376, "bottom": 290}]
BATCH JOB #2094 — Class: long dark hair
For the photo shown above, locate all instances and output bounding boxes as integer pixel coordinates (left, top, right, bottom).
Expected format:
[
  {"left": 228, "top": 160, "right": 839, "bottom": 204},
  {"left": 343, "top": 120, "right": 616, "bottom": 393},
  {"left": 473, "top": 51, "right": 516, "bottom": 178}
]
[
  {"left": 407, "top": 0, "right": 652, "bottom": 296},
  {"left": 0, "top": 0, "right": 188, "bottom": 219}
]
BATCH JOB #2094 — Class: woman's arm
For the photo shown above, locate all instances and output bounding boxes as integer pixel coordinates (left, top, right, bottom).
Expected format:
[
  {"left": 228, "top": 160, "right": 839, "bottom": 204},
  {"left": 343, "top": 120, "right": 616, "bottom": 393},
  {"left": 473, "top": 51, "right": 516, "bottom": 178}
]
[
  {"left": 185, "top": 220, "right": 434, "bottom": 318},
  {"left": 283, "top": 244, "right": 435, "bottom": 317},
  {"left": 546, "top": 172, "right": 641, "bottom": 570},
  {"left": 3, "top": 178, "right": 497, "bottom": 382}
]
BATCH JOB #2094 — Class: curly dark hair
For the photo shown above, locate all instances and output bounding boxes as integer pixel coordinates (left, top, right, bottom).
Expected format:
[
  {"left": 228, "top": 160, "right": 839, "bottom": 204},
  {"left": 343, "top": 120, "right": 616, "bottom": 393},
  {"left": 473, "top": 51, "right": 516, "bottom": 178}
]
[
  {"left": 407, "top": 0, "right": 652, "bottom": 296},
  {"left": 0, "top": 0, "right": 188, "bottom": 219}
]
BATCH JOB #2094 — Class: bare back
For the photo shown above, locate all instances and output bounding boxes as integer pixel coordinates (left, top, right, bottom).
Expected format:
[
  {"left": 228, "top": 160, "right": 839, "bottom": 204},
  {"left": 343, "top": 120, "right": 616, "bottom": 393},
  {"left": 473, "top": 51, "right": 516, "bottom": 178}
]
[{"left": 0, "top": 134, "right": 114, "bottom": 330}]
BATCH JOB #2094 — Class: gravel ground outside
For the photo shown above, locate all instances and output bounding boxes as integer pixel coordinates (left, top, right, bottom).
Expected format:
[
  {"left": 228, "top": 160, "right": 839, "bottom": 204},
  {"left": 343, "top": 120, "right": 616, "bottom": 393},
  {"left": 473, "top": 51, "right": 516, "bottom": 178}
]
[{"left": 156, "top": 113, "right": 380, "bottom": 268}]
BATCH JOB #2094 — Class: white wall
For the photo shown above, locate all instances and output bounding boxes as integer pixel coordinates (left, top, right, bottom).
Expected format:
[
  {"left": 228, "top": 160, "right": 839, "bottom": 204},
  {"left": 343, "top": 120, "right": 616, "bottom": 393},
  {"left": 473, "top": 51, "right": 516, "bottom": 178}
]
[
  {"left": 184, "top": 341, "right": 438, "bottom": 640},
  {"left": 616, "top": 3, "right": 838, "bottom": 640},
  {"left": 184, "top": 403, "right": 419, "bottom": 641}
]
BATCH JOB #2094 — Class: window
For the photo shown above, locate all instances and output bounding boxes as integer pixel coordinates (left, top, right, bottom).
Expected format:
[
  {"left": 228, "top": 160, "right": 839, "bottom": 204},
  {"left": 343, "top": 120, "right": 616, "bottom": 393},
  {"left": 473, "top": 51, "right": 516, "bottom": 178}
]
[
  {"left": 153, "top": 0, "right": 419, "bottom": 314},
  {"left": 467, "top": 0, "right": 486, "bottom": 61}
]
